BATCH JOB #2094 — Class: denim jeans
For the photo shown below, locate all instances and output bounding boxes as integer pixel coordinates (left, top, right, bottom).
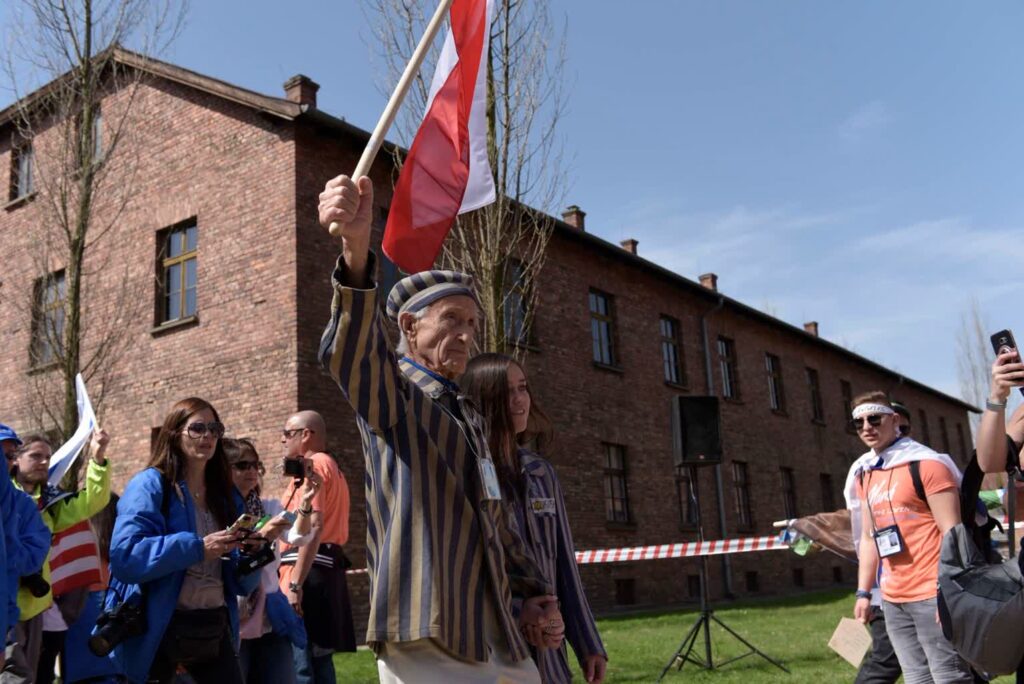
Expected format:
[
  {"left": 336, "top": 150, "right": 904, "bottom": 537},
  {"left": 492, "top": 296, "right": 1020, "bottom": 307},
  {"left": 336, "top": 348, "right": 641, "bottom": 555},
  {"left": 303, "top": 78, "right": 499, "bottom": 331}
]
[
  {"left": 855, "top": 605, "right": 901, "bottom": 684},
  {"left": 239, "top": 633, "right": 296, "bottom": 684},
  {"left": 882, "top": 599, "right": 973, "bottom": 684},
  {"left": 292, "top": 642, "right": 335, "bottom": 684}
]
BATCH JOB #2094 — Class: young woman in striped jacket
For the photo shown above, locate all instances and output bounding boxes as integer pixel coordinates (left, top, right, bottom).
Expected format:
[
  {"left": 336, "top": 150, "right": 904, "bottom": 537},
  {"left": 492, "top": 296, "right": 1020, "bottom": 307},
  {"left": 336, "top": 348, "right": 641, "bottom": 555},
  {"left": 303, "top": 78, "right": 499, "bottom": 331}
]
[{"left": 463, "top": 354, "right": 608, "bottom": 684}]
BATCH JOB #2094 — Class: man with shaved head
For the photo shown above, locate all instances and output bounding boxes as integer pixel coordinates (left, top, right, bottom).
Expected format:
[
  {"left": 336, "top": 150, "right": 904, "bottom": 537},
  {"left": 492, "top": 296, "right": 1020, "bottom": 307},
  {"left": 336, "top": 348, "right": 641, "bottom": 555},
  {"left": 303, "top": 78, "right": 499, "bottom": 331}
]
[{"left": 278, "top": 410, "right": 355, "bottom": 684}]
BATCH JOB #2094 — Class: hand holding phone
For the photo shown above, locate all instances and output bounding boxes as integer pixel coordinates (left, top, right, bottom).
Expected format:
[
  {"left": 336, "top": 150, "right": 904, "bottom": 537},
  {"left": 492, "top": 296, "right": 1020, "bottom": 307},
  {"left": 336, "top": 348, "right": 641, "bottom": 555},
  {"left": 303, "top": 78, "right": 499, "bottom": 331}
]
[
  {"left": 227, "top": 513, "right": 257, "bottom": 535},
  {"left": 990, "top": 329, "right": 1024, "bottom": 399}
]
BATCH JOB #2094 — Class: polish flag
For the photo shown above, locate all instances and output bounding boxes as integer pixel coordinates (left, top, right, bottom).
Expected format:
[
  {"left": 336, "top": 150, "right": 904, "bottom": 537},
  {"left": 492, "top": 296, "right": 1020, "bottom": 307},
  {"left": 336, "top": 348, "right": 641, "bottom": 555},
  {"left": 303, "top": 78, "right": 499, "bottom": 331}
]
[{"left": 382, "top": 0, "right": 495, "bottom": 274}]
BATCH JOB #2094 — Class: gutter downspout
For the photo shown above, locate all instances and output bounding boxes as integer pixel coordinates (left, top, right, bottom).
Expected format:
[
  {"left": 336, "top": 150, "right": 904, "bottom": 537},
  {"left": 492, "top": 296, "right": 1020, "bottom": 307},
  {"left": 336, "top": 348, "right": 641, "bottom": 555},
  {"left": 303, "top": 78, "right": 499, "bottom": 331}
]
[{"left": 700, "top": 295, "right": 733, "bottom": 597}]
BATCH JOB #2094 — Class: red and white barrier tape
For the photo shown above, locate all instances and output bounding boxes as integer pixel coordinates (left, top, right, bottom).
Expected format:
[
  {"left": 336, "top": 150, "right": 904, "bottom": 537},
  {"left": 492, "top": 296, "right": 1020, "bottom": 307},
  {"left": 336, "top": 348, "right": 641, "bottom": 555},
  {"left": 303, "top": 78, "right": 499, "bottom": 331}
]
[
  {"left": 573, "top": 535, "right": 786, "bottom": 565},
  {"left": 343, "top": 534, "right": 787, "bottom": 574}
]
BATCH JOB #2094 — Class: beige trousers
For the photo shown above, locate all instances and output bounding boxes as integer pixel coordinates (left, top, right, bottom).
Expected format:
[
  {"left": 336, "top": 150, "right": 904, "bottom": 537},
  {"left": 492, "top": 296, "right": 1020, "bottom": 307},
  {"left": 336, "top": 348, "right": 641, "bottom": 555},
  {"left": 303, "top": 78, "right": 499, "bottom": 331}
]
[{"left": 376, "top": 598, "right": 540, "bottom": 684}]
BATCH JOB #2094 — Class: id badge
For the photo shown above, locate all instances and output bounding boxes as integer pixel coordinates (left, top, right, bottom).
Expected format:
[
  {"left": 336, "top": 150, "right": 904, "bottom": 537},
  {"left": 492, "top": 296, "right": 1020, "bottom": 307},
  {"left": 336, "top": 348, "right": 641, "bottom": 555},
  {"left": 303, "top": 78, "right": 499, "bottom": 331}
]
[
  {"left": 873, "top": 524, "right": 905, "bottom": 558},
  {"left": 530, "top": 497, "right": 556, "bottom": 516},
  {"left": 478, "top": 458, "right": 502, "bottom": 501}
]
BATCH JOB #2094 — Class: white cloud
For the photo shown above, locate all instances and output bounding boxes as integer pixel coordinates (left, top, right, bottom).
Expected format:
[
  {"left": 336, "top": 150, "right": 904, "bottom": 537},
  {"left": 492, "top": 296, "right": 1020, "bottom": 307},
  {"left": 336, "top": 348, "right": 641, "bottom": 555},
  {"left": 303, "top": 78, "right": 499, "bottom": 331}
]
[{"left": 838, "top": 100, "right": 893, "bottom": 143}]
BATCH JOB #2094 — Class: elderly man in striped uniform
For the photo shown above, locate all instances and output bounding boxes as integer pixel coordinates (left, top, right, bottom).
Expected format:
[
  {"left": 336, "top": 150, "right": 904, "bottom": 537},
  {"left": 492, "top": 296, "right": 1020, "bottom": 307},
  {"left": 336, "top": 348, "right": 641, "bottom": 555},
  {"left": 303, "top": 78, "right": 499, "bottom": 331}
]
[{"left": 317, "top": 174, "right": 564, "bottom": 683}]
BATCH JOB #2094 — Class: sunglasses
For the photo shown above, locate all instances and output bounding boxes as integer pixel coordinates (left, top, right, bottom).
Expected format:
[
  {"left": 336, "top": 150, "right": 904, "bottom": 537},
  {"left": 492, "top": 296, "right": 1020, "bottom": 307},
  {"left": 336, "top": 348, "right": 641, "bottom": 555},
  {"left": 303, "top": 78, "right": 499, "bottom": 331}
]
[
  {"left": 281, "top": 428, "right": 310, "bottom": 439},
  {"left": 852, "top": 414, "right": 886, "bottom": 431},
  {"left": 232, "top": 460, "right": 265, "bottom": 475},
  {"left": 185, "top": 421, "right": 225, "bottom": 439}
]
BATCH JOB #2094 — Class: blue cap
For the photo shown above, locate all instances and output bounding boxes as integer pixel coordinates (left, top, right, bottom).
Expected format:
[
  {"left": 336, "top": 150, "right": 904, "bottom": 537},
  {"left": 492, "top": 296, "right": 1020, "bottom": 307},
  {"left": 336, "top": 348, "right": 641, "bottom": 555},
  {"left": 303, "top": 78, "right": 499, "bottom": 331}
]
[{"left": 0, "top": 423, "right": 22, "bottom": 446}]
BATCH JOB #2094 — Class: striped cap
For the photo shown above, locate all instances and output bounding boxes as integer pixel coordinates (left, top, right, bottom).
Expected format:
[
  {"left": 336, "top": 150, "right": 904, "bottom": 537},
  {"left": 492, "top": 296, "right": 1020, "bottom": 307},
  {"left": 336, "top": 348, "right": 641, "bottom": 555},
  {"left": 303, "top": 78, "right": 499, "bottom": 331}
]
[{"left": 386, "top": 270, "right": 480, "bottom": 322}]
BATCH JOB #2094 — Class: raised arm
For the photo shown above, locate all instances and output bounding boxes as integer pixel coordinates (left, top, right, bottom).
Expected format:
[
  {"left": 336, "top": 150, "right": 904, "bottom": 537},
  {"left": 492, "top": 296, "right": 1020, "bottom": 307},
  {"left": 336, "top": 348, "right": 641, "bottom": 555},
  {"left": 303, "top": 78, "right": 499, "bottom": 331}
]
[{"left": 978, "top": 351, "right": 1024, "bottom": 473}]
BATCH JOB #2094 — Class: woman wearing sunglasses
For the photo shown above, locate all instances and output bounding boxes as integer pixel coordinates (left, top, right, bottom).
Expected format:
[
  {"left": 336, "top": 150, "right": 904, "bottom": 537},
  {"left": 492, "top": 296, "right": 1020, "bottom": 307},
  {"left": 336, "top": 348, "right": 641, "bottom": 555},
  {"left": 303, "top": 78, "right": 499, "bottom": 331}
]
[
  {"left": 462, "top": 354, "right": 607, "bottom": 684},
  {"left": 107, "top": 398, "right": 260, "bottom": 684},
  {"left": 225, "top": 438, "right": 319, "bottom": 684},
  {"left": 844, "top": 392, "right": 971, "bottom": 684}
]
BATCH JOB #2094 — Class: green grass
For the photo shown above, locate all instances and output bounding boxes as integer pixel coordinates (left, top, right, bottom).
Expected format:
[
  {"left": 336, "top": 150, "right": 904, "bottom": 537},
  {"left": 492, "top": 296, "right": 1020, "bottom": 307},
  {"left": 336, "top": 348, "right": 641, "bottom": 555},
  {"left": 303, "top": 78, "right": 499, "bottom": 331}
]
[{"left": 334, "top": 588, "right": 1011, "bottom": 682}]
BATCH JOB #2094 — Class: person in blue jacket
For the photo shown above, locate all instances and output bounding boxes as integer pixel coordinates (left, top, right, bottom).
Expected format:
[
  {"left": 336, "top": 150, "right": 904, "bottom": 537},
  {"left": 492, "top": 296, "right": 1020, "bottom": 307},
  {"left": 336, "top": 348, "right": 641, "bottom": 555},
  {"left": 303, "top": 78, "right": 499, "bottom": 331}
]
[
  {"left": 0, "top": 425, "right": 51, "bottom": 650},
  {"left": 107, "top": 398, "right": 258, "bottom": 684}
]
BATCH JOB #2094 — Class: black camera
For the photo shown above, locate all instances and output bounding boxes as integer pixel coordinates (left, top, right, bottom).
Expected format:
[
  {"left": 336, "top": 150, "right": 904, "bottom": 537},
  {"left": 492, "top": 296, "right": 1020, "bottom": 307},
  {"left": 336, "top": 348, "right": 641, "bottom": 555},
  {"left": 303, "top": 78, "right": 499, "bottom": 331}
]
[
  {"left": 88, "top": 598, "right": 146, "bottom": 657},
  {"left": 20, "top": 573, "right": 50, "bottom": 598},
  {"left": 238, "top": 543, "right": 276, "bottom": 576},
  {"left": 283, "top": 457, "right": 305, "bottom": 479}
]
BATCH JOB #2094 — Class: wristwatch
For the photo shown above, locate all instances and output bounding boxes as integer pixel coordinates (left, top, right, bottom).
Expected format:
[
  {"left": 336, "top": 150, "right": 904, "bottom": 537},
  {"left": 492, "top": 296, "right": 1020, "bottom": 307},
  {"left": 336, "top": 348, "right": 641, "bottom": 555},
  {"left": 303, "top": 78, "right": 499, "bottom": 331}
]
[
  {"left": 288, "top": 581, "right": 302, "bottom": 593},
  {"left": 987, "top": 398, "right": 1008, "bottom": 411},
  {"left": 855, "top": 589, "right": 872, "bottom": 600}
]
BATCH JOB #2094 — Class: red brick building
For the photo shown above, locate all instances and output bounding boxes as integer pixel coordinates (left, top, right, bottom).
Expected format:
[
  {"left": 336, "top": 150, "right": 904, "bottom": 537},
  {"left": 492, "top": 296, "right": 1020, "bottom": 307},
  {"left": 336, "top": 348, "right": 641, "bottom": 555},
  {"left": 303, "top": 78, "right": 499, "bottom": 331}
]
[{"left": 0, "top": 52, "right": 976, "bottom": 624}]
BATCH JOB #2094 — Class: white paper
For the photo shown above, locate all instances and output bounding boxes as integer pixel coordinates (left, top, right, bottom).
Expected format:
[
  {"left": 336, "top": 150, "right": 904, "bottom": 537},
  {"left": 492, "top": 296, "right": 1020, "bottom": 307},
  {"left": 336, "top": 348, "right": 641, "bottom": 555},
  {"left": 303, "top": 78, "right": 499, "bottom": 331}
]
[{"left": 47, "top": 374, "right": 96, "bottom": 487}]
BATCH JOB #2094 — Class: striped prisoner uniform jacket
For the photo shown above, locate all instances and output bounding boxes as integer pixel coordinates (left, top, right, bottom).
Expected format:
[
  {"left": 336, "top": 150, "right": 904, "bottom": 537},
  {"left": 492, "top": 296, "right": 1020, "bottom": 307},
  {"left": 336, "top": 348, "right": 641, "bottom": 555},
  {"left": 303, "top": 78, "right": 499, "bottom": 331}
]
[
  {"left": 319, "top": 256, "right": 554, "bottom": 663},
  {"left": 513, "top": 450, "right": 606, "bottom": 683}
]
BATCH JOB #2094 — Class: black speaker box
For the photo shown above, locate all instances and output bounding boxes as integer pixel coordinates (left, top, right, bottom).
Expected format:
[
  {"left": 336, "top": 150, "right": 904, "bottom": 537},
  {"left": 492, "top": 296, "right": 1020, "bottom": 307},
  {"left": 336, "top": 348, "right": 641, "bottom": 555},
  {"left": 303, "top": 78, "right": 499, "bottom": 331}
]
[{"left": 671, "top": 395, "right": 722, "bottom": 466}]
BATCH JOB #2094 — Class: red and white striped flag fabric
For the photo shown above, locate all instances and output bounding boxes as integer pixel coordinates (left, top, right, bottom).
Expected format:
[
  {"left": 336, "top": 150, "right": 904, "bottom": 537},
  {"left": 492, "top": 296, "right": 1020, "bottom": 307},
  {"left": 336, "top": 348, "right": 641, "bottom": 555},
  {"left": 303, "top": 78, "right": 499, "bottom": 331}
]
[
  {"left": 382, "top": 0, "right": 495, "bottom": 273},
  {"left": 49, "top": 520, "right": 102, "bottom": 596}
]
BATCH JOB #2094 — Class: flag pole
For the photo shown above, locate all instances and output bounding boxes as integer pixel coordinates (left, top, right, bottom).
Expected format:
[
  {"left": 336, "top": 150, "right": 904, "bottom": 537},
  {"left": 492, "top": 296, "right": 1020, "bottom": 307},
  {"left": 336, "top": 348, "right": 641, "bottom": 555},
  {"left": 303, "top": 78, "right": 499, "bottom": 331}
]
[{"left": 329, "top": 0, "right": 456, "bottom": 237}]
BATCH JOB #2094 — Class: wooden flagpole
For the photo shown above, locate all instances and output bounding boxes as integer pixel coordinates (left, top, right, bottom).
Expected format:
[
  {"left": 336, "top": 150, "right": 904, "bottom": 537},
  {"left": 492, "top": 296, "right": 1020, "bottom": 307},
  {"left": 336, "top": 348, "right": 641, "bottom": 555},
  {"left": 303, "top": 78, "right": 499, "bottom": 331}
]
[{"left": 329, "top": 0, "right": 456, "bottom": 237}]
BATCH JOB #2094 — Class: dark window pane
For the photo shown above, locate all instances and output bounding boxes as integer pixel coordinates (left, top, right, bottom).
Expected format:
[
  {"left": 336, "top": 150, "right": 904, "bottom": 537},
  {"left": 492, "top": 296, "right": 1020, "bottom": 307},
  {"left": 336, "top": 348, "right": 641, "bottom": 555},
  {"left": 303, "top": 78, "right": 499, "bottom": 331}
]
[
  {"left": 168, "top": 231, "right": 182, "bottom": 258},
  {"left": 184, "top": 287, "right": 196, "bottom": 317},
  {"left": 185, "top": 258, "right": 197, "bottom": 290},
  {"left": 186, "top": 225, "right": 198, "bottom": 252},
  {"left": 166, "top": 291, "right": 180, "bottom": 321},
  {"left": 167, "top": 263, "right": 182, "bottom": 295}
]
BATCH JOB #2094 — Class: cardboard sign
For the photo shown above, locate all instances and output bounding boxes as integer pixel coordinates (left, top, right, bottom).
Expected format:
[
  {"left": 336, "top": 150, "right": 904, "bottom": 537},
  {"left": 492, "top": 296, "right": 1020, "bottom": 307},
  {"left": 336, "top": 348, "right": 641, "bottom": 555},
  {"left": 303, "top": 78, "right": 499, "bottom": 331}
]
[{"left": 828, "top": 617, "right": 872, "bottom": 668}]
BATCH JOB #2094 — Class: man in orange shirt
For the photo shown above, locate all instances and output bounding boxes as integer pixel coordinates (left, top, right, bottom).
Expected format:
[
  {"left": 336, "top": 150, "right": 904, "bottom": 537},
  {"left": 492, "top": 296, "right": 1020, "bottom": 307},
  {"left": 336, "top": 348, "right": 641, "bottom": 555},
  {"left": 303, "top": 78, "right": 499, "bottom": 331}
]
[
  {"left": 279, "top": 410, "right": 356, "bottom": 684},
  {"left": 850, "top": 392, "right": 972, "bottom": 684}
]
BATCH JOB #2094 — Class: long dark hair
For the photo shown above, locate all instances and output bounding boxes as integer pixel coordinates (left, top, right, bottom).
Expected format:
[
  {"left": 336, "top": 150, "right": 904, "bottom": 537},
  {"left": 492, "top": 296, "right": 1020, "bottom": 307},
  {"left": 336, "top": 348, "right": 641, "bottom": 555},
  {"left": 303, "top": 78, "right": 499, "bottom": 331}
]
[
  {"left": 90, "top": 493, "right": 120, "bottom": 564},
  {"left": 148, "top": 397, "right": 233, "bottom": 529},
  {"left": 462, "top": 353, "right": 553, "bottom": 491}
]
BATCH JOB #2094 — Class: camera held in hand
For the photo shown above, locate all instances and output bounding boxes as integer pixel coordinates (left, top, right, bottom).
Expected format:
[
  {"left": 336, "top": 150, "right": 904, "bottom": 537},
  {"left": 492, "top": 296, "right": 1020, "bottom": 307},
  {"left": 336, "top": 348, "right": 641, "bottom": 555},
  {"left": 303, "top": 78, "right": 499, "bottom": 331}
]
[
  {"left": 89, "top": 598, "right": 146, "bottom": 657},
  {"left": 20, "top": 572, "right": 50, "bottom": 598},
  {"left": 238, "top": 542, "right": 276, "bottom": 576},
  {"left": 283, "top": 457, "right": 305, "bottom": 479}
]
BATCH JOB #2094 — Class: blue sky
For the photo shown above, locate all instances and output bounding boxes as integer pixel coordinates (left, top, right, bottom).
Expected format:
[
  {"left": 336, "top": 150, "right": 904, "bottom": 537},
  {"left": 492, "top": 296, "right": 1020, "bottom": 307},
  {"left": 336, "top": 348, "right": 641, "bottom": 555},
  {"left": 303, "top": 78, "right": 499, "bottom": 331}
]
[{"left": 5, "top": 1, "right": 1024, "bottom": 401}]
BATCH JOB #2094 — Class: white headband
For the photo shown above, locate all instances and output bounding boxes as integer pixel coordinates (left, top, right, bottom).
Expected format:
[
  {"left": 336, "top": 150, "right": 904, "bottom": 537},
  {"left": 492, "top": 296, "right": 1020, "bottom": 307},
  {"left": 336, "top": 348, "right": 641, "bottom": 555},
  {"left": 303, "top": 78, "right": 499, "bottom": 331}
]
[{"left": 852, "top": 403, "right": 895, "bottom": 420}]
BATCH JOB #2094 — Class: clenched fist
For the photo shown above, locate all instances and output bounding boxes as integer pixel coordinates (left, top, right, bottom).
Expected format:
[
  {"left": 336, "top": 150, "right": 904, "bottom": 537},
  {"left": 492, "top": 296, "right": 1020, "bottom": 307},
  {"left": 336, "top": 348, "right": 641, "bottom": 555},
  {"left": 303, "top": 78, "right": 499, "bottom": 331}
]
[{"left": 318, "top": 175, "right": 374, "bottom": 243}]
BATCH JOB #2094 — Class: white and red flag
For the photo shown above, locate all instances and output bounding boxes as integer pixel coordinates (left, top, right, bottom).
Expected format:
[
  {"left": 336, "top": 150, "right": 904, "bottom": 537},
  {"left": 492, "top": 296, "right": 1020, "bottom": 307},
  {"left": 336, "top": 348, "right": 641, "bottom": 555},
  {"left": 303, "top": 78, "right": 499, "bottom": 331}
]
[
  {"left": 49, "top": 520, "right": 103, "bottom": 595},
  {"left": 382, "top": 0, "right": 495, "bottom": 273}
]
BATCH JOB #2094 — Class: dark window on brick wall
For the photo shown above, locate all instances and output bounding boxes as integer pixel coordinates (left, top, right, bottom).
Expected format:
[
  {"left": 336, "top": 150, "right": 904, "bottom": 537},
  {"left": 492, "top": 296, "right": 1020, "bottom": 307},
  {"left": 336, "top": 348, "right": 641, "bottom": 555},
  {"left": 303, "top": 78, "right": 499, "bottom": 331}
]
[
  {"left": 781, "top": 467, "right": 798, "bottom": 518},
  {"left": 820, "top": 473, "right": 836, "bottom": 512},
  {"left": 745, "top": 571, "right": 760, "bottom": 592},
  {"left": 589, "top": 290, "right": 617, "bottom": 366},
  {"left": 765, "top": 353, "right": 785, "bottom": 412},
  {"left": 807, "top": 367, "right": 824, "bottom": 423},
  {"left": 939, "top": 416, "right": 951, "bottom": 454},
  {"left": 504, "top": 260, "right": 530, "bottom": 347},
  {"left": 956, "top": 423, "right": 968, "bottom": 460},
  {"left": 614, "top": 578, "right": 636, "bottom": 606},
  {"left": 841, "top": 380, "right": 854, "bottom": 433},
  {"left": 157, "top": 220, "right": 198, "bottom": 325},
  {"left": 792, "top": 568, "right": 805, "bottom": 587},
  {"left": 918, "top": 409, "right": 931, "bottom": 446},
  {"left": 10, "top": 140, "right": 34, "bottom": 200},
  {"left": 603, "top": 443, "right": 631, "bottom": 523},
  {"left": 676, "top": 467, "right": 698, "bottom": 528},
  {"left": 687, "top": 574, "right": 701, "bottom": 598},
  {"left": 718, "top": 336, "right": 740, "bottom": 399},
  {"left": 732, "top": 461, "right": 753, "bottom": 529},
  {"left": 30, "top": 270, "right": 66, "bottom": 367},
  {"left": 660, "top": 316, "right": 685, "bottom": 385}
]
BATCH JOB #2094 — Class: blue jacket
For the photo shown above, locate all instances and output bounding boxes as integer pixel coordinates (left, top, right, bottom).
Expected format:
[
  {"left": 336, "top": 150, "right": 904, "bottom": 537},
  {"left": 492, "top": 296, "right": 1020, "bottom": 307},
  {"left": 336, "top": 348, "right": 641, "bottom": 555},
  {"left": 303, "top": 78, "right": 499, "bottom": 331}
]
[
  {"left": 0, "top": 469, "right": 50, "bottom": 628},
  {"left": 65, "top": 590, "right": 123, "bottom": 683},
  {"left": 106, "top": 468, "right": 258, "bottom": 684}
]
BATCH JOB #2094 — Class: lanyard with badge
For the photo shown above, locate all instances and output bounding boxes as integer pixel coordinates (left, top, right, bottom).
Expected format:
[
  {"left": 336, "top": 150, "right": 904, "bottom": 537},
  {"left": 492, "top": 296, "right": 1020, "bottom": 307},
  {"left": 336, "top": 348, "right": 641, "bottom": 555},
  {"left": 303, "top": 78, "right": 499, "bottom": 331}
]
[{"left": 862, "top": 468, "right": 906, "bottom": 558}]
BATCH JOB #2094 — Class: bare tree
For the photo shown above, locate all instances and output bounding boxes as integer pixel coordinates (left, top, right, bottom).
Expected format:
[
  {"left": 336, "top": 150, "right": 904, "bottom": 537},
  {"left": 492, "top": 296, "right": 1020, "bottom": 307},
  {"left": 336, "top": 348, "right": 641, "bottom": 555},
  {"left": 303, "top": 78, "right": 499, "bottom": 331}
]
[
  {"left": 956, "top": 297, "right": 1002, "bottom": 434},
  {"left": 2, "top": 0, "right": 187, "bottom": 441},
  {"left": 365, "top": 0, "right": 570, "bottom": 355}
]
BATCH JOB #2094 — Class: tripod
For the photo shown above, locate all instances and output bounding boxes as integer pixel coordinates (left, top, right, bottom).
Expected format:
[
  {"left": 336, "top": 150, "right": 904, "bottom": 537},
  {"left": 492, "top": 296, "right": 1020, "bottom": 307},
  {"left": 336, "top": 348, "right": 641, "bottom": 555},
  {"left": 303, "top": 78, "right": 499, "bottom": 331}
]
[{"left": 657, "top": 470, "right": 789, "bottom": 680}]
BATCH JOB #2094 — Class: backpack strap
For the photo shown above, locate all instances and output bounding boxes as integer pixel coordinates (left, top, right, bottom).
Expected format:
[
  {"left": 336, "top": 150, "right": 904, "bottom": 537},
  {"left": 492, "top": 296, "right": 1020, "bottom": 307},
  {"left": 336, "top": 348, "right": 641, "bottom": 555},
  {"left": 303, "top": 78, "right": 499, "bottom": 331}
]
[{"left": 909, "top": 460, "right": 928, "bottom": 505}]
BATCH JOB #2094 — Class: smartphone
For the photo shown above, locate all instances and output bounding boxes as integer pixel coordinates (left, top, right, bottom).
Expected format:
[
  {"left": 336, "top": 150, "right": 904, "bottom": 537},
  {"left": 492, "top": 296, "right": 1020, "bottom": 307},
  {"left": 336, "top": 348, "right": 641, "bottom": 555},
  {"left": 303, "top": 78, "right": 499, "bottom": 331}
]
[
  {"left": 991, "top": 329, "right": 1024, "bottom": 398},
  {"left": 227, "top": 513, "right": 257, "bottom": 535},
  {"left": 252, "top": 515, "right": 273, "bottom": 532}
]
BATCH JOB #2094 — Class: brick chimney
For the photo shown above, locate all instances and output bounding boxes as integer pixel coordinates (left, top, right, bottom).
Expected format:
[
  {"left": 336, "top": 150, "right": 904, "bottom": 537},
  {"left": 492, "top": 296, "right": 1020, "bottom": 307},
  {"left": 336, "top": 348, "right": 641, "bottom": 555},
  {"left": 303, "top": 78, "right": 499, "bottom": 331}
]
[
  {"left": 283, "top": 74, "right": 320, "bottom": 107},
  {"left": 804, "top": 321, "right": 819, "bottom": 337},
  {"left": 620, "top": 238, "right": 638, "bottom": 255},
  {"left": 699, "top": 273, "right": 718, "bottom": 292},
  {"left": 561, "top": 205, "right": 586, "bottom": 231}
]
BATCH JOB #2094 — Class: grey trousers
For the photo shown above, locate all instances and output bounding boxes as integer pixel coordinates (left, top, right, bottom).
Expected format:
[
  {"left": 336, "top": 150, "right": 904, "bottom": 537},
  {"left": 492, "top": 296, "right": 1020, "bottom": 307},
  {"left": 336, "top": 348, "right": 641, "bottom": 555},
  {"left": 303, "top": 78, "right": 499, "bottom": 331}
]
[
  {"left": 1, "top": 614, "right": 44, "bottom": 684},
  {"left": 882, "top": 598, "right": 973, "bottom": 684}
]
